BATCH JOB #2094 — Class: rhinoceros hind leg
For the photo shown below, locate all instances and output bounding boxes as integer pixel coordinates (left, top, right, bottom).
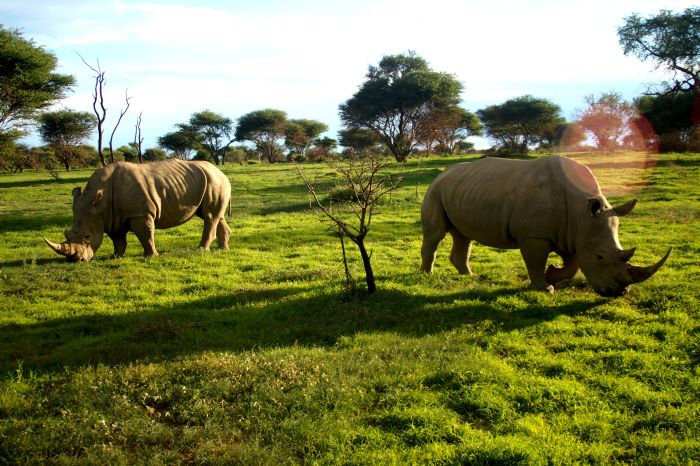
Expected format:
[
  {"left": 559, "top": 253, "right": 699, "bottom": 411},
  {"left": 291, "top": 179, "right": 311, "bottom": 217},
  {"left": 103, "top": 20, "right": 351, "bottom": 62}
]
[
  {"left": 519, "top": 238, "right": 554, "bottom": 293},
  {"left": 199, "top": 216, "right": 218, "bottom": 251},
  {"left": 420, "top": 235, "right": 442, "bottom": 273},
  {"left": 546, "top": 253, "right": 579, "bottom": 286},
  {"left": 448, "top": 229, "right": 473, "bottom": 275},
  {"left": 216, "top": 218, "right": 231, "bottom": 250},
  {"left": 420, "top": 193, "right": 450, "bottom": 273}
]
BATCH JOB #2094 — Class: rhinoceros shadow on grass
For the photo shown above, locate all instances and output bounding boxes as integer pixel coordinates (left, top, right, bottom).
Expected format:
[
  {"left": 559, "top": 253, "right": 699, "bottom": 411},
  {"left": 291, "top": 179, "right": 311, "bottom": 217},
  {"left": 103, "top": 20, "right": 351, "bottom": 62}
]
[
  {"left": 44, "top": 159, "right": 231, "bottom": 262},
  {"left": 420, "top": 155, "right": 671, "bottom": 297}
]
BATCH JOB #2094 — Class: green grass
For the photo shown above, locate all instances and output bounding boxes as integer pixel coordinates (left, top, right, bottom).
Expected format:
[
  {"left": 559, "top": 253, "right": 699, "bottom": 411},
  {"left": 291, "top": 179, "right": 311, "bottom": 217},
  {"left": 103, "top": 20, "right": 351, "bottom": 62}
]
[{"left": 0, "top": 152, "right": 698, "bottom": 464}]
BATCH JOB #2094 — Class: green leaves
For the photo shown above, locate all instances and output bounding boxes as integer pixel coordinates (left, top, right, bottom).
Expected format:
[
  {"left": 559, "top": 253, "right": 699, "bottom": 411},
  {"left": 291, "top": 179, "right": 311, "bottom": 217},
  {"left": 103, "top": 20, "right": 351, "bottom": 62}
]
[
  {"left": 340, "top": 52, "right": 464, "bottom": 162},
  {"left": 0, "top": 27, "right": 75, "bottom": 131},
  {"left": 618, "top": 8, "right": 700, "bottom": 94}
]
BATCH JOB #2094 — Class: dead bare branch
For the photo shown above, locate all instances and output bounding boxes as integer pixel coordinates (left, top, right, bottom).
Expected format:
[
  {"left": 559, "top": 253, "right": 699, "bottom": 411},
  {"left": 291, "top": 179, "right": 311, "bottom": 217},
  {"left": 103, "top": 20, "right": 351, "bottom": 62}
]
[{"left": 108, "top": 89, "right": 131, "bottom": 163}]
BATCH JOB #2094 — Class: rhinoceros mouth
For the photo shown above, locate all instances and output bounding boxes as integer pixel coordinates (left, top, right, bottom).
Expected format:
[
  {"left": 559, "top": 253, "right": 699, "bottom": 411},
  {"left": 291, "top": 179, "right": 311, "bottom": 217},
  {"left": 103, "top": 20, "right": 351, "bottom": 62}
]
[{"left": 594, "top": 286, "right": 628, "bottom": 298}]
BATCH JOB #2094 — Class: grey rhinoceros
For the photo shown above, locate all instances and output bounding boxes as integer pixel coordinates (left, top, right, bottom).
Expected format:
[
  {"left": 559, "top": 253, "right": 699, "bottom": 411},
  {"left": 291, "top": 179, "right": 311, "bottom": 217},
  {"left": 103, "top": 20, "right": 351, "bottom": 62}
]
[
  {"left": 45, "top": 159, "right": 231, "bottom": 262},
  {"left": 420, "top": 155, "right": 671, "bottom": 297}
]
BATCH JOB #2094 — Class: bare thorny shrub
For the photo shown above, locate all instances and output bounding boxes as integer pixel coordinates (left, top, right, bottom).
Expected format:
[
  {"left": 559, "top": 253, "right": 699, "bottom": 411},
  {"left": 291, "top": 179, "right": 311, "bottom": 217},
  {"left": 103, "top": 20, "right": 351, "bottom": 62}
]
[{"left": 296, "top": 150, "right": 402, "bottom": 296}]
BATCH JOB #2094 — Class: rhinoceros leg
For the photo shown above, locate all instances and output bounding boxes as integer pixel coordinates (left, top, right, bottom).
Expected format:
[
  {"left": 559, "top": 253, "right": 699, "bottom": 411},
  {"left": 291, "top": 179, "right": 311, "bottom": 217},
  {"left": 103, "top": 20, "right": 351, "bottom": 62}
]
[
  {"left": 449, "top": 229, "right": 473, "bottom": 275},
  {"left": 110, "top": 232, "right": 128, "bottom": 258},
  {"left": 420, "top": 193, "right": 449, "bottom": 273},
  {"left": 216, "top": 218, "right": 231, "bottom": 250},
  {"left": 199, "top": 216, "right": 218, "bottom": 251},
  {"left": 546, "top": 253, "right": 579, "bottom": 286},
  {"left": 420, "top": 220, "right": 448, "bottom": 273},
  {"left": 129, "top": 216, "right": 158, "bottom": 256},
  {"left": 519, "top": 238, "right": 555, "bottom": 293}
]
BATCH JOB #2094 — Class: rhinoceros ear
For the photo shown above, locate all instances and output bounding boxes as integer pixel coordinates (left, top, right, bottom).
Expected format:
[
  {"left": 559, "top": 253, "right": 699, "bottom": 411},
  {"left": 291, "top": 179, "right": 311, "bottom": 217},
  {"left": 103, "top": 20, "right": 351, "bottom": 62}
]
[
  {"left": 614, "top": 199, "right": 637, "bottom": 217},
  {"left": 92, "top": 188, "right": 104, "bottom": 206},
  {"left": 72, "top": 187, "right": 82, "bottom": 199},
  {"left": 587, "top": 197, "right": 603, "bottom": 217}
]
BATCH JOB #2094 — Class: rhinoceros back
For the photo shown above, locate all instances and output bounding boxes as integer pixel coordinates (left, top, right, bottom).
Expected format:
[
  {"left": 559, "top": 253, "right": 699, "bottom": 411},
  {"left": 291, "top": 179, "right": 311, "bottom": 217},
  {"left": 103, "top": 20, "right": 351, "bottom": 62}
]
[
  {"left": 425, "top": 156, "right": 602, "bottom": 250},
  {"left": 108, "top": 160, "right": 231, "bottom": 231}
]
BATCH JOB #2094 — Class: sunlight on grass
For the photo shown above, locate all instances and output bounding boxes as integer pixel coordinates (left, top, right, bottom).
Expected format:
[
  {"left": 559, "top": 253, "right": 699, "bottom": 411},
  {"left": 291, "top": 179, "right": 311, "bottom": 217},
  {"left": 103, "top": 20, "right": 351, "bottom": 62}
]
[{"left": 1, "top": 152, "right": 698, "bottom": 463}]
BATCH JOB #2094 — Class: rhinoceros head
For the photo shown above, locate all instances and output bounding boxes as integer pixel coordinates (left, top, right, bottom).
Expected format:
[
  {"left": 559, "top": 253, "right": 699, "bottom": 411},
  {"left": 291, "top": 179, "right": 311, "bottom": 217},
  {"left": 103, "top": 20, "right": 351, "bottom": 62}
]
[
  {"left": 45, "top": 186, "right": 106, "bottom": 262},
  {"left": 577, "top": 197, "right": 671, "bottom": 297}
]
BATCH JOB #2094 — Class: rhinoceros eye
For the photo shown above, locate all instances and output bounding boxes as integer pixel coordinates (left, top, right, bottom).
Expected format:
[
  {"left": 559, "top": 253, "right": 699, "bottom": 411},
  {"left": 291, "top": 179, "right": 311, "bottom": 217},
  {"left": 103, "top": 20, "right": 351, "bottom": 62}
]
[{"left": 596, "top": 254, "right": 605, "bottom": 261}]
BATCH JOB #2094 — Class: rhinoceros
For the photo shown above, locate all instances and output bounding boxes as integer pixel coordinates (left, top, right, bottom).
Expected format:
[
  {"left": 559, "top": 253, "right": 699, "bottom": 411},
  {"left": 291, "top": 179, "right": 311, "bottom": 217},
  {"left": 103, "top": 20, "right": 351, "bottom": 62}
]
[
  {"left": 420, "top": 155, "right": 671, "bottom": 297},
  {"left": 44, "top": 159, "right": 232, "bottom": 262}
]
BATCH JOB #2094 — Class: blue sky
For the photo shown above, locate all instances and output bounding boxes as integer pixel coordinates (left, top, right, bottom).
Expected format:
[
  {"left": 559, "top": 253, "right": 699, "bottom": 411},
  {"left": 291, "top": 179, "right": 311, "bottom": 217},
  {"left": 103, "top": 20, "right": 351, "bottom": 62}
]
[{"left": 2, "top": 0, "right": 696, "bottom": 150}]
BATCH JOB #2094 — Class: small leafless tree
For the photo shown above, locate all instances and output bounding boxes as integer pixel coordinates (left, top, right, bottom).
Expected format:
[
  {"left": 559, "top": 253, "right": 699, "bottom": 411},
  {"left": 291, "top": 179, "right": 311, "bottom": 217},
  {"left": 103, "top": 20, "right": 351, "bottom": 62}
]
[
  {"left": 79, "top": 55, "right": 107, "bottom": 166},
  {"left": 134, "top": 111, "right": 144, "bottom": 163},
  {"left": 296, "top": 151, "right": 401, "bottom": 295},
  {"left": 79, "top": 55, "right": 131, "bottom": 164}
]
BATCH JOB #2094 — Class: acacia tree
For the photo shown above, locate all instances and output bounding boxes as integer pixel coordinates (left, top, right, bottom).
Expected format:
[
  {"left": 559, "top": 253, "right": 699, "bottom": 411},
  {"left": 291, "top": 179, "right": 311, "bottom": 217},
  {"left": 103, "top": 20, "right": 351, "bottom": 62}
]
[
  {"left": 339, "top": 52, "right": 463, "bottom": 162},
  {"left": 433, "top": 106, "right": 482, "bottom": 154},
  {"left": 635, "top": 92, "right": 698, "bottom": 152},
  {"left": 338, "top": 128, "right": 383, "bottom": 153},
  {"left": 554, "top": 122, "right": 587, "bottom": 151},
  {"left": 477, "top": 95, "right": 564, "bottom": 156},
  {"left": 296, "top": 151, "right": 401, "bottom": 295},
  {"left": 235, "top": 109, "right": 287, "bottom": 162},
  {"left": 577, "top": 93, "right": 636, "bottom": 152},
  {"left": 37, "top": 110, "right": 96, "bottom": 171},
  {"left": 189, "top": 110, "right": 235, "bottom": 165},
  {"left": 158, "top": 124, "right": 199, "bottom": 159},
  {"left": 0, "top": 27, "right": 75, "bottom": 133},
  {"left": 284, "top": 118, "right": 328, "bottom": 158},
  {"left": 618, "top": 8, "right": 700, "bottom": 95}
]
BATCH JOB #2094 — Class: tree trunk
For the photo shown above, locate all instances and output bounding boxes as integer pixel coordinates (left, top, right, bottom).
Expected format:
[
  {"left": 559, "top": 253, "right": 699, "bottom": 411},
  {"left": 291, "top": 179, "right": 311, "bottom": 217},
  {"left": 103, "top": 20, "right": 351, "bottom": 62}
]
[{"left": 356, "top": 238, "right": 376, "bottom": 294}]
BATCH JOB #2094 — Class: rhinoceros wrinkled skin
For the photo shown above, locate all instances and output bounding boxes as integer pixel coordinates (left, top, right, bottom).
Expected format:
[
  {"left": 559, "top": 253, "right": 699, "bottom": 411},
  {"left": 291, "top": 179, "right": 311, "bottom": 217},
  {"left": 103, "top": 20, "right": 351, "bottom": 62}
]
[
  {"left": 420, "top": 155, "right": 671, "bottom": 297},
  {"left": 45, "top": 159, "right": 232, "bottom": 262}
]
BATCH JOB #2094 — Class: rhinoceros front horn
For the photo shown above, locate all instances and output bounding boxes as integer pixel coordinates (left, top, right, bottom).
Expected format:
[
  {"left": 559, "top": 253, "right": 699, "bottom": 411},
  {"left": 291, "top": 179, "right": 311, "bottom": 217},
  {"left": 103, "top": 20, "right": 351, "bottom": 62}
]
[
  {"left": 626, "top": 248, "right": 672, "bottom": 284},
  {"left": 44, "top": 238, "right": 76, "bottom": 257}
]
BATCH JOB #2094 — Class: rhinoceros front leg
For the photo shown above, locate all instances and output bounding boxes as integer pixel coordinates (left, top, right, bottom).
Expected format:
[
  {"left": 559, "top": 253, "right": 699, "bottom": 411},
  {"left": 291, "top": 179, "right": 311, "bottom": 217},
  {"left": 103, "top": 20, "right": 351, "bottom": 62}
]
[
  {"left": 519, "top": 238, "right": 554, "bottom": 293},
  {"left": 129, "top": 216, "right": 158, "bottom": 257},
  {"left": 110, "top": 231, "right": 128, "bottom": 258},
  {"left": 546, "top": 253, "right": 579, "bottom": 286}
]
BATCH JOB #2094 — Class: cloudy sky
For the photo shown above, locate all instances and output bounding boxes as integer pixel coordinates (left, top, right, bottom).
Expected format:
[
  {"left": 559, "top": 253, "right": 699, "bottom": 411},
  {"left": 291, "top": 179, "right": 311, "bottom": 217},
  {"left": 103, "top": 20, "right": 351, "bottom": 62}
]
[{"left": 2, "top": 0, "right": 695, "bottom": 150}]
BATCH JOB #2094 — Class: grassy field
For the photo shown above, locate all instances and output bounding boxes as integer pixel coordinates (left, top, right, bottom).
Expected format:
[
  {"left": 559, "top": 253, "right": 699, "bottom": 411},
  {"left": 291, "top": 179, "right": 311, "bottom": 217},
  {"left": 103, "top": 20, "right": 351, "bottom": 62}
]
[{"left": 0, "top": 152, "right": 698, "bottom": 464}]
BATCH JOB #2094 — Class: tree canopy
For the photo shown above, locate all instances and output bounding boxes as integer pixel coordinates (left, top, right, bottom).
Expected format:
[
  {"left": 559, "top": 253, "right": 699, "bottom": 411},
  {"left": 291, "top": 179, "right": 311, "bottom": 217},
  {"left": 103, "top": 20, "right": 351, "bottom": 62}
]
[
  {"left": 431, "top": 106, "right": 482, "bottom": 154},
  {"left": 235, "top": 109, "right": 288, "bottom": 162},
  {"left": 37, "top": 109, "right": 96, "bottom": 170},
  {"left": 577, "top": 92, "right": 636, "bottom": 152},
  {"left": 477, "top": 95, "right": 564, "bottom": 156},
  {"left": 189, "top": 110, "right": 235, "bottom": 165},
  {"left": 0, "top": 26, "right": 75, "bottom": 133},
  {"left": 635, "top": 92, "right": 700, "bottom": 152},
  {"left": 158, "top": 124, "right": 199, "bottom": 160},
  {"left": 618, "top": 8, "right": 700, "bottom": 94},
  {"left": 339, "top": 52, "right": 463, "bottom": 162},
  {"left": 284, "top": 118, "right": 328, "bottom": 158}
]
